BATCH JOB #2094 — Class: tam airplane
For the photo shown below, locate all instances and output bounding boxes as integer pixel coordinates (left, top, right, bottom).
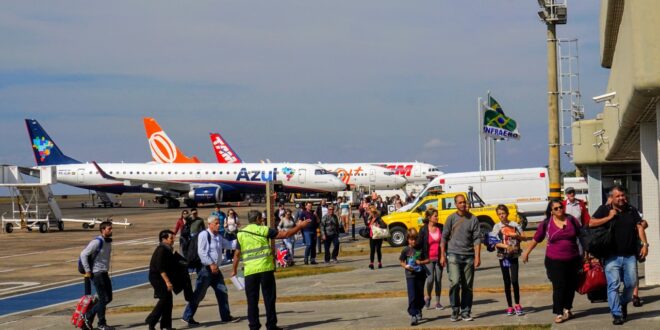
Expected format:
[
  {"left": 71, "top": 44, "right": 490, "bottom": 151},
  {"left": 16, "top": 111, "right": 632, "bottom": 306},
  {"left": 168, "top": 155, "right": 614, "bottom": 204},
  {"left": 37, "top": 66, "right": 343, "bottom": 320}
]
[
  {"left": 25, "top": 119, "right": 346, "bottom": 208},
  {"left": 143, "top": 119, "right": 407, "bottom": 190},
  {"left": 375, "top": 162, "right": 443, "bottom": 185}
]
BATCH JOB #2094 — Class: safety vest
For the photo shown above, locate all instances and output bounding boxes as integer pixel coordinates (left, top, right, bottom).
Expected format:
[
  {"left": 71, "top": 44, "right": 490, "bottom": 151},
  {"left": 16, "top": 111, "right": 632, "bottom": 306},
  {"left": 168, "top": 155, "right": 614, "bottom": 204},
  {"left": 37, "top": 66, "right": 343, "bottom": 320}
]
[{"left": 237, "top": 224, "right": 274, "bottom": 276}]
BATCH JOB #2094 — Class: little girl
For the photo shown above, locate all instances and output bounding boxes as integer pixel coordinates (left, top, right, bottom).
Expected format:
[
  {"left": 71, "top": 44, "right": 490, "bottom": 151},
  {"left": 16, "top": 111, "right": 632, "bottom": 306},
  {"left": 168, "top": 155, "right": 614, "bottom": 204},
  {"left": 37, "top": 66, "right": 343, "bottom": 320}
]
[{"left": 399, "top": 228, "right": 429, "bottom": 326}]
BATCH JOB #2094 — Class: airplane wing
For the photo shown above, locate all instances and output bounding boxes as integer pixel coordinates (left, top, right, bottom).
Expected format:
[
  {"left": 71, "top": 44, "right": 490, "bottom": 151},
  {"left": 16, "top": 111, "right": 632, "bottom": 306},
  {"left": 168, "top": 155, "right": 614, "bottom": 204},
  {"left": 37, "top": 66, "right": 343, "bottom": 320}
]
[{"left": 92, "top": 162, "right": 214, "bottom": 193}]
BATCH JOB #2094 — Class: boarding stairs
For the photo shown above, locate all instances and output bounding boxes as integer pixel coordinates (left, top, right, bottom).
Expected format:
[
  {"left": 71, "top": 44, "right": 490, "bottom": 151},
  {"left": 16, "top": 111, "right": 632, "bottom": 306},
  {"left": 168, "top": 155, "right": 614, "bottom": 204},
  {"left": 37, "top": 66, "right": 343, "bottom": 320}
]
[{"left": 1, "top": 165, "right": 62, "bottom": 233}]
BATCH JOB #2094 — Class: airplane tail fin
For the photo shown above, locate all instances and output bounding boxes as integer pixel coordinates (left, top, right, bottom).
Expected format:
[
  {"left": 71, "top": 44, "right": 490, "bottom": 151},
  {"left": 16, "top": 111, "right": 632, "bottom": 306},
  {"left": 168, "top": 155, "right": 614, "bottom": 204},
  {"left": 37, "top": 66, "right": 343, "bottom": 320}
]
[
  {"left": 143, "top": 117, "right": 201, "bottom": 163},
  {"left": 209, "top": 133, "right": 242, "bottom": 163},
  {"left": 25, "top": 119, "right": 81, "bottom": 165}
]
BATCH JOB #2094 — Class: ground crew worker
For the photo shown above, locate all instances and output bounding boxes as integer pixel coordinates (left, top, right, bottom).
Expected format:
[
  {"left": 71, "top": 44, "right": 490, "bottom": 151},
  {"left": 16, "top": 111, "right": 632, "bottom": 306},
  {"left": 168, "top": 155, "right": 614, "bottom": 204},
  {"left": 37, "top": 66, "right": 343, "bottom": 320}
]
[{"left": 231, "top": 210, "right": 310, "bottom": 330}]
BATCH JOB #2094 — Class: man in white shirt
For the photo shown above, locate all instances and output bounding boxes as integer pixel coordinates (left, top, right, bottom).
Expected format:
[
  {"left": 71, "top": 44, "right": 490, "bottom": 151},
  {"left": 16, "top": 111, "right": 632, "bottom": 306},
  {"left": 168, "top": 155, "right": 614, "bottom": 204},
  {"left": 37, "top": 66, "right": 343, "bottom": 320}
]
[{"left": 182, "top": 216, "right": 240, "bottom": 326}]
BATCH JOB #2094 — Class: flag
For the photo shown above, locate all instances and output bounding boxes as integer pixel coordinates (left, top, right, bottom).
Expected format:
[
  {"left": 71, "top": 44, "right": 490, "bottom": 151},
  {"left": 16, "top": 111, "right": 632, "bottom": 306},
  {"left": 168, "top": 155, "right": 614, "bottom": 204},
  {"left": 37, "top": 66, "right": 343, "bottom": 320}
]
[{"left": 482, "top": 96, "right": 520, "bottom": 140}]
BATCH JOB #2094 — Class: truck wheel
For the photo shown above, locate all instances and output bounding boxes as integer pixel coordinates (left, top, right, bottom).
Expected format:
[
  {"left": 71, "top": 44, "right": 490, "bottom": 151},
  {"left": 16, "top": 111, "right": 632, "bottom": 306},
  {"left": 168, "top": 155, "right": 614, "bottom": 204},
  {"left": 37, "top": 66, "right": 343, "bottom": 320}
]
[
  {"left": 83, "top": 223, "right": 90, "bottom": 229},
  {"left": 5, "top": 223, "right": 13, "bottom": 233},
  {"left": 39, "top": 222, "right": 48, "bottom": 233},
  {"left": 388, "top": 225, "right": 407, "bottom": 247}
]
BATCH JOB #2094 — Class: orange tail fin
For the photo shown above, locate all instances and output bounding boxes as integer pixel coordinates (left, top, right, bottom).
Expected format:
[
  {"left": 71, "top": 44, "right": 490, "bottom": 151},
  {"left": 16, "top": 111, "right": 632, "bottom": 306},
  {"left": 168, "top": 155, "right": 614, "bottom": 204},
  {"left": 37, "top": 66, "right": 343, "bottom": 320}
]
[{"left": 143, "top": 117, "right": 201, "bottom": 163}]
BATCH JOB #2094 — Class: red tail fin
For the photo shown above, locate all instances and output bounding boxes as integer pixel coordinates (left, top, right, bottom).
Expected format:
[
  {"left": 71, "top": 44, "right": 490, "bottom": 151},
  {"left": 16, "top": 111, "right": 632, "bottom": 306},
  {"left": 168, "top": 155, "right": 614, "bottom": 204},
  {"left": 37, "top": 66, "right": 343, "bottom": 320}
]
[
  {"left": 143, "top": 117, "right": 201, "bottom": 163},
  {"left": 209, "top": 133, "right": 242, "bottom": 163}
]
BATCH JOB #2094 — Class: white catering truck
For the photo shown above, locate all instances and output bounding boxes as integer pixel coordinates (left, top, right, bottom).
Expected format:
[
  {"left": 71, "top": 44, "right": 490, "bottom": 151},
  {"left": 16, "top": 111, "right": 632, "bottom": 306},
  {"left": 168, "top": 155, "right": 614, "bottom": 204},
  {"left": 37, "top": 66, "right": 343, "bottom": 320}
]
[{"left": 398, "top": 167, "right": 550, "bottom": 226}]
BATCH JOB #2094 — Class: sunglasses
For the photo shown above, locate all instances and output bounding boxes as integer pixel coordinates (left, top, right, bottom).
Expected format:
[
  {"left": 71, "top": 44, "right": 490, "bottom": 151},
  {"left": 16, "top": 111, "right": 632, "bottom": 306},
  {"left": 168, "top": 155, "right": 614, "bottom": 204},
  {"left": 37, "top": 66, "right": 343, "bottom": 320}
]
[{"left": 553, "top": 206, "right": 564, "bottom": 211}]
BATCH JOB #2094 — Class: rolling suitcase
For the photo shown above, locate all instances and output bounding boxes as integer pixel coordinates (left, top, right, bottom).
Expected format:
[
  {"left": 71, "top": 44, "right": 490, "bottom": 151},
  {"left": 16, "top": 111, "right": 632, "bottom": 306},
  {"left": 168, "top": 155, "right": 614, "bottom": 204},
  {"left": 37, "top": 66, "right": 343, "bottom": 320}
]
[{"left": 71, "top": 295, "right": 96, "bottom": 329}]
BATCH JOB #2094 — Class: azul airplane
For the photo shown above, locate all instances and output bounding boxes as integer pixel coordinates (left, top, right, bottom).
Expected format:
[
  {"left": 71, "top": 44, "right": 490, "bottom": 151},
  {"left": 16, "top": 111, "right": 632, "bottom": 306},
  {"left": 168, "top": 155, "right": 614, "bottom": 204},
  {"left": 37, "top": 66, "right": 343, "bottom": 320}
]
[
  {"left": 143, "top": 118, "right": 407, "bottom": 190},
  {"left": 26, "top": 119, "right": 345, "bottom": 208}
]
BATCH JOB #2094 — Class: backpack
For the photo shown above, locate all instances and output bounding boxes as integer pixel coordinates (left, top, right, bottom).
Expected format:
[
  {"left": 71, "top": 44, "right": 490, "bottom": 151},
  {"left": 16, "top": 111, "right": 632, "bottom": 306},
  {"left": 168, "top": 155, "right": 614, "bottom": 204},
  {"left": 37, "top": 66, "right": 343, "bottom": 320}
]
[
  {"left": 78, "top": 237, "right": 103, "bottom": 274},
  {"left": 186, "top": 231, "right": 212, "bottom": 269},
  {"left": 181, "top": 218, "right": 192, "bottom": 240}
]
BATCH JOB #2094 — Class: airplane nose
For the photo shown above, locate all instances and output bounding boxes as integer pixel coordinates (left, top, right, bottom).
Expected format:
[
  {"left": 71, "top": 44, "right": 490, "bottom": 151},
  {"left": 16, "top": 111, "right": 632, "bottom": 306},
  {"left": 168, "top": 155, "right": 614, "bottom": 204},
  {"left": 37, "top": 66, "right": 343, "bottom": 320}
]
[
  {"left": 396, "top": 175, "right": 407, "bottom": 186},
  {"left": 335, "top": 180, "right": 347, "bottom": 191}
]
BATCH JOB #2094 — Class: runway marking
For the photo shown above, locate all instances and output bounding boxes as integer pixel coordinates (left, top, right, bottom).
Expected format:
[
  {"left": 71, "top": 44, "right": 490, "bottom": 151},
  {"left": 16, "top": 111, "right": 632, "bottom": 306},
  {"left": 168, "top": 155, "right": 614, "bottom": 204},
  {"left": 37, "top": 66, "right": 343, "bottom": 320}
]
[
  {"left": 0, "top": 282, "right": 40, "bottom": 294},
  {"left": 0, "top": 269, "right": 16, "bottom": 274},
  {"left": 30, "top": 264, "right": 52, "bottom": 268}
]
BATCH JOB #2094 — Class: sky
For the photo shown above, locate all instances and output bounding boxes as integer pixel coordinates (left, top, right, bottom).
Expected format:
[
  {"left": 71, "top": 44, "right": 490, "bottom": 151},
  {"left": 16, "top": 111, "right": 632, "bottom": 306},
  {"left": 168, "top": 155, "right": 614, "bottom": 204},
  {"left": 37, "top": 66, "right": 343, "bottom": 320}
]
[{"left": 0, "top": 1, "right": 609, "bottom": 194}]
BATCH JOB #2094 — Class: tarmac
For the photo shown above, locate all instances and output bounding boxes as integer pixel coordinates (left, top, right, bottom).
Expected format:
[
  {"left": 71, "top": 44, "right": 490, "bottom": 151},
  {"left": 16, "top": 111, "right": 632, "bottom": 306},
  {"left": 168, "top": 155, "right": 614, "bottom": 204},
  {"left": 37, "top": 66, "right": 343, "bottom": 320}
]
[{"left": 1, "top": 197, "right": 659, "bottom": 329}]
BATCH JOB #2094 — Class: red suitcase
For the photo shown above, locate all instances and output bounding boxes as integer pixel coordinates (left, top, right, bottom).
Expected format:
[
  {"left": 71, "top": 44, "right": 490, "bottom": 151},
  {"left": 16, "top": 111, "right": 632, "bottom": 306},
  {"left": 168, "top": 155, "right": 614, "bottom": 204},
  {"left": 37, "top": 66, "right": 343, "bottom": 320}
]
[{"left": 71, "top": 295, "right": 96, "bottom": 329}]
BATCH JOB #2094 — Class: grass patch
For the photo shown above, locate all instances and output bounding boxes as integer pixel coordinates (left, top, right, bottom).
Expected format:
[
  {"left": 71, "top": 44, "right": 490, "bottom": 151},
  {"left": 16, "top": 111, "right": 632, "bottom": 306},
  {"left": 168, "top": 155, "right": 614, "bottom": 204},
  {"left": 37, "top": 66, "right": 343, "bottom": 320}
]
[
  {"left": 275, "top": 265, "right": 353, "bottom": 279},
  {"left": 108, "top": 305, "right": 156, "bottom": 314}
]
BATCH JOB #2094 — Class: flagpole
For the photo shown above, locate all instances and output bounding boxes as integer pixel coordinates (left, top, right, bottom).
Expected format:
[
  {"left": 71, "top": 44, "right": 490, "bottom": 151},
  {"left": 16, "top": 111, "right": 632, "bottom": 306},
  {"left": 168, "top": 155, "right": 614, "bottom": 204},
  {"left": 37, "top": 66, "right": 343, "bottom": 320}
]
[{"left": 478, "top": 96, "right": 482, "bottom": 171}]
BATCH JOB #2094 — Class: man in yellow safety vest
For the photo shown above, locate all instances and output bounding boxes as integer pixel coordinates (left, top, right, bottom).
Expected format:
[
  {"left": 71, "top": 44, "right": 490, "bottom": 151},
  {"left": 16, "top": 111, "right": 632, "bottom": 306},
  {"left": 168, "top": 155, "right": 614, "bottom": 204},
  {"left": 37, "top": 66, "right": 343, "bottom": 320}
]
[{"left": 231, "top": 210, "right": 310, "bottom": 330}]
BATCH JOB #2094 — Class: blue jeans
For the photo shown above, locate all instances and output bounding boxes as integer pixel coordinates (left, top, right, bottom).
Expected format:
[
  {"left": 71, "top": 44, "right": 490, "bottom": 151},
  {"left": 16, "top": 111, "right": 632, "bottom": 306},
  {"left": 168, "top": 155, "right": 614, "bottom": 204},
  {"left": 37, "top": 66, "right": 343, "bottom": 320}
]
[
  {"left": 303, "top": 231, "right": 317, "bottom": 262},
  {"left": 183, "top": 266, "right": 231, "bottom": 321},
  {"left": 447, "top": 253, "right": 474, "bottom": 316},
  {"left": 604, "top": 255, "right": 637, "bottom": 318},
  {"left": 406, "top": 275, "right": 426, "bottom": 316},
  {"left": 86, "top": 272, "right": 113, "bottom": 327}
]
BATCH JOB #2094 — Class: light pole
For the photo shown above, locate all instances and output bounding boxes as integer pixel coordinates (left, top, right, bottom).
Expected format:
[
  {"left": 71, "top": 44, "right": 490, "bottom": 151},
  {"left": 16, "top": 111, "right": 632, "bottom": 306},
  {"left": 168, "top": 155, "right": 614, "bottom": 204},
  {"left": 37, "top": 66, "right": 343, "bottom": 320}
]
[{"left": 537, "top": 0, "right": 567, "bottom": 199}]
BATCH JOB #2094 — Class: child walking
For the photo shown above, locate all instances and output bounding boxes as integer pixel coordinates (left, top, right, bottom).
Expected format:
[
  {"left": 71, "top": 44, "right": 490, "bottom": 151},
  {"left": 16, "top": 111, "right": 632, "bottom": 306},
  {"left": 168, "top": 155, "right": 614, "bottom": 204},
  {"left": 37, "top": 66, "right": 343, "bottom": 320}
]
[
  {"left": 400, "top": 228, "right": 429, "bottom": 326},
  {"left": 490, "top": 204, "right": 528, "bottom": 316}
]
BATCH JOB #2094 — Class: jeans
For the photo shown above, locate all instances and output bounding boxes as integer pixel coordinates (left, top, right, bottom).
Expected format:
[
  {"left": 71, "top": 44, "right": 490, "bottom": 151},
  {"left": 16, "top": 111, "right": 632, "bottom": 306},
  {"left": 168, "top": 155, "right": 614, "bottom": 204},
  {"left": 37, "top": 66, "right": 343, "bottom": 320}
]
[
  {"left": 283, "top": 237, "right": 295, "bottom": 260},
  {"left": 604, "top": 255, "right": 637, "bottom": 318},
  {"left": 447, "top": 253, "right": 474, "bottom": 316},
  {"left": 303, "top": 231, "right": 317, "bottom": 262},
  {"left": 245, "top": 270, "right": 277, "bottom": 330},
  {"left": 323, "top": 234, "right": 340, "bottom": 262},
  {"left": 425, "top": 261, "right": 443, "bottom": 298},
  {"left": 406, "top": 275, "right": 426, "bottom": 316},
  {"left": 183, "top": 266, "right": 231, "bottom": 321},
  {"left": 86, "top": 272, "right": 113, "bottom": 327},
  {"left": 544, "top": 256, "right": 580, "bottom": 315},
  {"left": 499, "top": 258, "right": 520, "bottom": 307}
]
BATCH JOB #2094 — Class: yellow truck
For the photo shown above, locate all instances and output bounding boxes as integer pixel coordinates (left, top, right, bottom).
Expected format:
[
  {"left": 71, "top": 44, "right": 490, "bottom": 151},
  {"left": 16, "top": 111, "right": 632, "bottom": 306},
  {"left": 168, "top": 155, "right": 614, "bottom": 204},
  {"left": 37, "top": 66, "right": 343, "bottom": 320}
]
[{"left": 382, "top": 190, "right": 526, "bottom": 247}]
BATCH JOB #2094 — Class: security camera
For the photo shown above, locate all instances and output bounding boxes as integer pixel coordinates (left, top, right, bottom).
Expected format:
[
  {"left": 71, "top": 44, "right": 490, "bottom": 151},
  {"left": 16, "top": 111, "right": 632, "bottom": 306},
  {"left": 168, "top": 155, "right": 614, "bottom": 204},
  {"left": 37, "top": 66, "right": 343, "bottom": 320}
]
[{"left": 593, "top": 92, "right": 616, "bottom": 103}]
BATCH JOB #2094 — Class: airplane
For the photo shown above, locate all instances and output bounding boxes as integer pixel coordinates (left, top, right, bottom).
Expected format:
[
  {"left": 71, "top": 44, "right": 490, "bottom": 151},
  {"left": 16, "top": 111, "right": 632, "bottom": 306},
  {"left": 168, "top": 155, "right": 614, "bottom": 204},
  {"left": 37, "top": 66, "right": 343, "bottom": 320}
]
[
  {"left": 25, "top": 119, "right": 346, "bottom": 208},
  {"left": 375, "top": 162, "right": 443, "bottom": 185},
  {"left": 144, "top": 117, "right": 201, "bottom": 163},
  {"left": 141, "top": 118, "right": 407, "bottom": 190}
]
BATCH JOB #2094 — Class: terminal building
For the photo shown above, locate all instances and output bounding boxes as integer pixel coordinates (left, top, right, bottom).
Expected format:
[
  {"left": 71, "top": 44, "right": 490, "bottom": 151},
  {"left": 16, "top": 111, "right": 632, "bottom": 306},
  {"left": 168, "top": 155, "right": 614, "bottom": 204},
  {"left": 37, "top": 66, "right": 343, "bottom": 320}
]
[{"left": 571, "top": 0, "right": 660, "bottom": 284}]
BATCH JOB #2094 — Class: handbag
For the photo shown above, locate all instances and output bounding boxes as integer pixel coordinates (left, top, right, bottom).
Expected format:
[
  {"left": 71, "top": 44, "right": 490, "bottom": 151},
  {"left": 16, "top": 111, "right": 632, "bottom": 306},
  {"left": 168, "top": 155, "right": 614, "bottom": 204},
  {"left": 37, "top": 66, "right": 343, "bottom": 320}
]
[
  {"left": 582, "top": 220, "right": 614, "bottom": 258},
  {"left": 371, "top": 224, "right": 390, "bottom": 239},
  {"left": 577, "top": 259, "right": 607, "bottom": 295}
]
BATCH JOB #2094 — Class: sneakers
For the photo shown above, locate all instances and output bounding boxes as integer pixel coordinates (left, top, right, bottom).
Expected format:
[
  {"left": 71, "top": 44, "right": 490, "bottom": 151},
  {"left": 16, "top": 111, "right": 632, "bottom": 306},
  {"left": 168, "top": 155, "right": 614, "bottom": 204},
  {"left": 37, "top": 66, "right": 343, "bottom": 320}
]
[
  {"left": 514, "top": 304, "right": 524, "bottom": 316},
  {"left": 310, "top": 260, "right": 318, "bottom": 265},
  {"left": 222, "top": 316, "right": 240, "bottom": 323},
  {"left": 506, "top": 307, "right": 514, "bottom": 316},
  {"left": 97, "top": 325, "right": 115, "bottom": 330},
  {"left": 410, "top": 315, "right": 418, "bottom": 326},
  {"left": 378, "top": 263, "right": 383, "bottom": 269},
  {"left": 368, "top": 263, "right": 374, "bottom": 270},
  {"left": 612, "top": 316, "right": 625, "bottom": 325},
  {"left": 450, "top": 311, "right": 461, "bottom": 322},
  {"left": 424, "top": 297, "right": 431, "bottom": 310},
  {"left": 183, "top": 318, "right": 201, "bottom": 325},
  {"left": 435, "top": 302, "right": 444, "bottom": 310},
  {"left": 461, "top": 314, "right": 474, "bottom": 321},
  {"left": 332, "top": 259, "right": 338, "bottom": 264}
]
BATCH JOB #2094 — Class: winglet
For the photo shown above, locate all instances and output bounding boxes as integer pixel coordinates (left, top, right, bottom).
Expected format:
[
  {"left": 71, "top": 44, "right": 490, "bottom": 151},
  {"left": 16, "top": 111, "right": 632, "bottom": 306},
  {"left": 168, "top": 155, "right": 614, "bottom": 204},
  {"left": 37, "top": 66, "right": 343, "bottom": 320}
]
[
  {"left": 143, "top": 117, "right": 201, "bottom": 163},
  {"left": 92, "top": 161, "right": 117, "bottom": 180}
]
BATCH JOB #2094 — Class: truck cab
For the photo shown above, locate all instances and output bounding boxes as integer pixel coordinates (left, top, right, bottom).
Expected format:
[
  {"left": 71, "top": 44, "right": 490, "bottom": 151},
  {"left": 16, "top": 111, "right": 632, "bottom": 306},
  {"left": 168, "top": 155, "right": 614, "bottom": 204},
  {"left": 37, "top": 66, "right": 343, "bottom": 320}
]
[{"left": 382, "top": 190, "right": 525, "bottom": 247}]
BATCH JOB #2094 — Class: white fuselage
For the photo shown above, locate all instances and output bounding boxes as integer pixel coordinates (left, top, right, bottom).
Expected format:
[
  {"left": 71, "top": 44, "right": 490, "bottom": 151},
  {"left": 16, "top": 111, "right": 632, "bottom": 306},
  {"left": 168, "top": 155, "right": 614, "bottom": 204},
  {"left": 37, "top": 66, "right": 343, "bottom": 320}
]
[
  {"left": 50, "top": 162, "right": 346, "bottom": 195},
  {"left": 319, "top": 163, "right": 407, "bottom": 190},
  {"left": 375, "top": 162, "right": 442, "bottom": 185}
]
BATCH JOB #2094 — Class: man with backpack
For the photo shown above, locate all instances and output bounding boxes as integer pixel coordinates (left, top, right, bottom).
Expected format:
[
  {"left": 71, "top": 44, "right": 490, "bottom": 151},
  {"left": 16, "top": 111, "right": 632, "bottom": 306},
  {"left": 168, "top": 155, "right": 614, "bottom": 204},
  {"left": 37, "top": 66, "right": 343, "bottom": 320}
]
[
  {"left": 79, "top": 221, "right": 114, "bottom": 330},
  {"left": 590, "top": 186, "right": 649, "bottom": 325},
  {"left": 182, "top": 215, "right": 240, "bottom": 326}
]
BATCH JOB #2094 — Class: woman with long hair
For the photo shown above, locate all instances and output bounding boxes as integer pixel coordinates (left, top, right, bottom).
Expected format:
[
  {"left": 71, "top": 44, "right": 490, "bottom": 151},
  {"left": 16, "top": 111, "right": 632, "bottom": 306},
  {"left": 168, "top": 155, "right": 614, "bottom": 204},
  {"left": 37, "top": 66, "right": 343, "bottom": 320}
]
[
  {"left": 522, "top": 199, "right": 582, "bottom": 324},
  {"left": 278, "top": 208, "right": 297, "bottom": 264},
  {"left": 416, "top": 208, "right": 444, "bottom": 310},
  {"left": 368, "top": 208, "right": 387, "bottom": 269}
]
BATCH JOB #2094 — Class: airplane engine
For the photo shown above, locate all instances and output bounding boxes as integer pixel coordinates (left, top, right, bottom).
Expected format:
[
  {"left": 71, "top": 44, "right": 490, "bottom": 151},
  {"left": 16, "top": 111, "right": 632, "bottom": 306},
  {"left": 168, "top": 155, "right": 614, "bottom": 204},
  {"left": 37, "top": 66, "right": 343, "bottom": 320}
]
[{"left": 188, "top": 187, "right": 223, "bottom": 204}]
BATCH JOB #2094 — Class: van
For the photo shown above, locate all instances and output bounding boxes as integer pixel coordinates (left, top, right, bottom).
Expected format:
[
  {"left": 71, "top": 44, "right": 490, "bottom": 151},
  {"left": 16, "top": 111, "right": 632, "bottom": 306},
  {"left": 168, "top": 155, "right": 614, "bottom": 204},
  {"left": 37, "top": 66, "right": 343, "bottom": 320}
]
[{"left": 399, "top": 167, "right": 549, "bottom": 224}]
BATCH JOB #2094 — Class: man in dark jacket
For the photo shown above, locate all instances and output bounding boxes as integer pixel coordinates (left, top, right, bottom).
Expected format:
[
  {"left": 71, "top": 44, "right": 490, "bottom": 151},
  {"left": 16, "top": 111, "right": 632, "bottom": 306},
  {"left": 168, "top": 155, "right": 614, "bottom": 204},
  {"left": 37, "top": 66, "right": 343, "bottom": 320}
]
[
  {"left": 146, "top": 230, "right": 177, "bottom": 330},
  {"left": 321, "top": 206, "right": 341, "bottom": 263}
]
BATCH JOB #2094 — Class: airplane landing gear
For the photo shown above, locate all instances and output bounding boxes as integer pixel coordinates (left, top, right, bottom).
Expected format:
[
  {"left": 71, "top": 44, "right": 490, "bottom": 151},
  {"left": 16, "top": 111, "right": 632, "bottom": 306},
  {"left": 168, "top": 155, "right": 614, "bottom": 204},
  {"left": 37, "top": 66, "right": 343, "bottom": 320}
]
[{"left": 166, "top": 198, "right": 180, "bottom": 209}]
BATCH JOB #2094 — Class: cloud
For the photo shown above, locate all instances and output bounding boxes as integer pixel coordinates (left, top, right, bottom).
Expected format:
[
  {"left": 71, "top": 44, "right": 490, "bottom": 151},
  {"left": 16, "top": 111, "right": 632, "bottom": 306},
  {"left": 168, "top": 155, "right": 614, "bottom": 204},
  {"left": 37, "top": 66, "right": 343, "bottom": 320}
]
[{"left": 423, "top": 138, "right": 453, "bottom": 149}]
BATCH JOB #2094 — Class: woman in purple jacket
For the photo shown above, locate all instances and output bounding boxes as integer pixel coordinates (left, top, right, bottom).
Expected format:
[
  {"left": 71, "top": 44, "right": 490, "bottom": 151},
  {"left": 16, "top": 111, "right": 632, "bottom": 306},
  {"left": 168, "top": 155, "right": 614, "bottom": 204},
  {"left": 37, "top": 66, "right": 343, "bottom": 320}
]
[{"left": 522, "top": 199, "right": 582, "bottom": 324}]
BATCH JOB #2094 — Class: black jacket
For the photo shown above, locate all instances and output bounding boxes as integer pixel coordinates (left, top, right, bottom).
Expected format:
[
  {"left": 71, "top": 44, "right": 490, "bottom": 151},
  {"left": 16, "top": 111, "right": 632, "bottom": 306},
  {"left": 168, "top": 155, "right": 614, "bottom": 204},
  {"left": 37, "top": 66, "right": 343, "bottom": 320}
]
[
  {"left": 415, "top": 223, "right": 442, "bottom": 259},
  {"left": 149, "top": 244, "right": 192, "bottom": 300}
]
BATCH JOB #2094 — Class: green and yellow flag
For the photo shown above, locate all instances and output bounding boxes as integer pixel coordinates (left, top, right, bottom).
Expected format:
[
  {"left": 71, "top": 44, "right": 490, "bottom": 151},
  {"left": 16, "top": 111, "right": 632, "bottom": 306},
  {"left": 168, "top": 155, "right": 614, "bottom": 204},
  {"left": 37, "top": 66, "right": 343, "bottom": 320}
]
[{"left": 482, "top": 96, "right": 520, "bottom": 140}]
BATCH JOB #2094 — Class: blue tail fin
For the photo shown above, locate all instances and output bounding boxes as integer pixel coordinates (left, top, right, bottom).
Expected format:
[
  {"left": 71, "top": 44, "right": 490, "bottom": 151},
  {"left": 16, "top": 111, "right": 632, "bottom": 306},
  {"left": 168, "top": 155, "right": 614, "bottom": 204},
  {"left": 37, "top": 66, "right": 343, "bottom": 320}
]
[{"left": 25, "top": 119, "right": 81, "bottom": 165}]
